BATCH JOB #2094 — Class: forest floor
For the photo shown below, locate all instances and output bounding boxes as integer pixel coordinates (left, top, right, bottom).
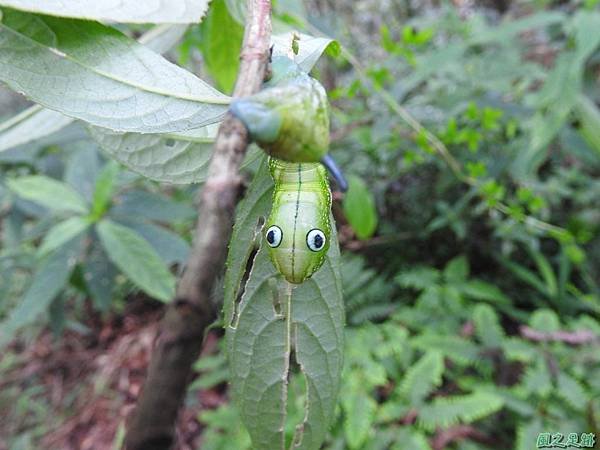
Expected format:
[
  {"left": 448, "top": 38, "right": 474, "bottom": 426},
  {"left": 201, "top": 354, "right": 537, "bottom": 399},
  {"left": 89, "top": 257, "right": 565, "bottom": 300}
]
[{"left": 0, "top": 299, "right": 221, "bottom": 450}]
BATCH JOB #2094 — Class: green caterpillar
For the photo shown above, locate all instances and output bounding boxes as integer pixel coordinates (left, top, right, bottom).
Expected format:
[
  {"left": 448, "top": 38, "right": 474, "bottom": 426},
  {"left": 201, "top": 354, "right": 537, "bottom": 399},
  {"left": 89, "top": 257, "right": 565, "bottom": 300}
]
[
  {"left": 230, "top": 56, "right": 343, "bottom": 283},
  {"left": 264, "top": 158, "right": 331, "bottom": 284}
]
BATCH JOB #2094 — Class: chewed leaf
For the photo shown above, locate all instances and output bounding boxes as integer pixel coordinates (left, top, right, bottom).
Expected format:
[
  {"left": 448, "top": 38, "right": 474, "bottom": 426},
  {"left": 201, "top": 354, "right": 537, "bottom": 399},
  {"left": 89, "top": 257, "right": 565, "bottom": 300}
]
[
  {"left": 223, "top": 156, "right": 274, "bottom": 323},
  {"left": 224, "top": 156, "right": 344, "bottom": 450},
  {"left": 272, "top": 32, "right": 340, "bottom": 72},
  {"left": 0, "top": 0, "right": 210, "bottom": 24},
  {"left": 0, "top": 9, "right": 229, "bottom": 133}
]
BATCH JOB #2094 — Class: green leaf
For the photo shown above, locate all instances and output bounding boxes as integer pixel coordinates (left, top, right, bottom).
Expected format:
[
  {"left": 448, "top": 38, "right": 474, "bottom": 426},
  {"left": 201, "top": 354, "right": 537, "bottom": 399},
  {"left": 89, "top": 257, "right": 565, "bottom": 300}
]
[
  {"left": 38, "top": 216, "right": 90, "bottom": 256},
  {"left": 64, "top": 144, "right": 101, "bottom": 203},
  {"left": 395, "top": 267, "right": 440, "bottom": 290},
  {"left": 399, "top": 351, "right": 444, "bottom": 406},
  {"left": 412, "top": 334, "right": 479, "bottom": 365},
  {"left": 200, "top": 0, "right": 244, "bottom": 94},
  {"left": 96, "top": 219, "right": 176, "bottom": 302},
  {"left": 515, "top": 418, "right": 544, "bottom": 450},
  {"left": 521, "top": 357, "right": 552, "bottom": 397},
  {"left": 513, "top": 11, "right": 600, "bottom": 176},
  {"left": 88, "top": 124, "right": 219, "bottom": 184},
  {"left": 574, "top": 95, "right": 600, "bottom": 157},
  {"left": 459, "top": 280, "right": 511, "bottom": 305},
  {"left": 343, "top": 175, "right": 378, "bottom": 240},
  {"left": 556, "top": 372, "right": 587, "bottom": 411},
  {"left": 470, "top": 11, "right": 564, "bottom": 45},
  {"left": 342, "top": 377, "right": 377, "bottom": 449},
  {"left": 443, "top": 255, "right": 469, "bottom": 282},
  {"left": 0, "top": 9, "right": 229, "bottom": 133},
  {"left": 272, "top": 32, "right": 340, "bottom": 72},
  {"left": 7, "top": 175, "right": 89, "bottom": 214},
  {"left": 0, "top": 0, "right": 210, "bottom": 23},
  {"left": 529, "top": 308, "right": 560, "bottom": 332},
  {"left": 473, "top": 304, "right": 505, "bottom": 347},
  {"left": 0, "top": 24, "right": 189, "bottom": 153},
  {"left": 0, "top": 237, "right": 80, "bottom": 348},
  {"left": 91, "top": 161, "right": 119, "bottom": 219},
  {"left": 0, "top": 106, "right": 73, "bottom": 153},
  {"left": 224, "top": 156, "right": 344, "bottom": 450},
  {"left": 418, "top": 392, "right": 504, "bottom": 431},
  {"left": 223, "top": 156, "right": 274, "bottom": 325},
  {"left": 82, "top": 247, "right": 117, "bottom": 312},
  {"left": 528, "top": 247, "right": 558, "bottom": 298},
  {"left": 110, "top": 190, "right": 196, "bottom": 224},
  {"left": 498, "top": 256, "right": 548, "bottom": 296},
  {"left": 120, "top": 220, "right": 190, "bottom": 265}
]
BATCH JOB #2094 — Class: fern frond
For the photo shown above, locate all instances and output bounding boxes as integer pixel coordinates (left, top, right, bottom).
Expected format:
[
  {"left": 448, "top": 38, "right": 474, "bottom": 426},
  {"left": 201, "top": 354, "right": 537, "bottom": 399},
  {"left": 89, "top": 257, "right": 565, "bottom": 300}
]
[
  {"left": 519, "top": 356, "right": 552, "bottom": 398},
  {"left": 399, "top": 351, "right": 444, "bottom": 407},
  {"left": 350, "top": 303, "right": 397, "bottom": 325},
  {"left": 502, "top": 337, "right": 536, "bottom": 362},
  {"left": 417, "top": 391, "right": 504, "bottom": 431},
  {"left": 395, "top": 267, "right": 440, "bottom": 290},
  {"left": 473, "top": 303, "right": 505, "bottom": 347},
  {"left": 343, "top": 255, "right": 396, "bottom": 324},
  {"left": 342, "top": 379, "right": 377, "bottom": 450},
  {"left": 556, "top": 372, "right": 587, "bottom": 411},
  {"left": 515, "top": 418, "right": 543, "bottom": 450},
  {"left": 412, "top": 334, "right": 480, "bottom": 365},
  {"left": 391, "top": 428, "right": 432, "bottom": 450}
]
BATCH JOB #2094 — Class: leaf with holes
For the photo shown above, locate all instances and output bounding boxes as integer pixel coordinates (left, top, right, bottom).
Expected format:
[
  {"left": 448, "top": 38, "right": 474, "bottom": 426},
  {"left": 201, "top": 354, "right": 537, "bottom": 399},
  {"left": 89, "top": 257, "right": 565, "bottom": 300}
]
[{"left": 224, "top": 156, "right": 344, "bottom": 450}]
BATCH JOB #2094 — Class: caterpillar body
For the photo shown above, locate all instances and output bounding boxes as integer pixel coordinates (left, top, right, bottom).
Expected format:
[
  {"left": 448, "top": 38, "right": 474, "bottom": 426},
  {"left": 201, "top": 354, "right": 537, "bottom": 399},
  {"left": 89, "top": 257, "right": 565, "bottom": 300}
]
[
  {"left": 264, "top": 158, "right": 331, "bottom": 284},
  {"left": 230, "top": 56, "right": 345, "bottom": 283}
]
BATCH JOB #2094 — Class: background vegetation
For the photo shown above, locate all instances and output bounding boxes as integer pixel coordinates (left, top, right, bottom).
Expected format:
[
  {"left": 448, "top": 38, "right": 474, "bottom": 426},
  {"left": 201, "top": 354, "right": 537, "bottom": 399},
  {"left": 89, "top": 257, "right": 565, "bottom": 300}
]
[{"left": 1, "top": 0, "right": 599, "bottom": 449}]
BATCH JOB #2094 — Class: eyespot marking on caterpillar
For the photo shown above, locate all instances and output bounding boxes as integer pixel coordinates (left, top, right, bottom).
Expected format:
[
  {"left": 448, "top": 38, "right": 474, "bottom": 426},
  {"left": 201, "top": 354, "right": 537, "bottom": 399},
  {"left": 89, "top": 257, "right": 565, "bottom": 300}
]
[
  {"left": 306, "top": 229, "right": 326, "bottom": 252},
  {"left": 266, "top": 225, "right": 283, "bottom": 248}
]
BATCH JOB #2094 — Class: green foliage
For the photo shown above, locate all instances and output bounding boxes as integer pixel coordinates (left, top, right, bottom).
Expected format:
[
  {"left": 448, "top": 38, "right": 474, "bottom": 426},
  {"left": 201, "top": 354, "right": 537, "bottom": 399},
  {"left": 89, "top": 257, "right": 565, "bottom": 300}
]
[
  {"left": 418, "top": 392, "right": 504, "bottom": 431},
  {"left": 343, "top": 175, "right": 378, "bottom": 240},
  {"left": 399, "top": 351, "right": 444, "bottom": 407},
  {"left": 1, "top": 1, "right": 600, "bottom": 449},
  {"left": 0, "top": 143, "right": 192, "bottom": 342},
  {"left": 97, "top": 220, "right": 176, "bottom": 302},
  {"left": 199, "top": 0, "right": 244, "bottom": 94},
  {"left": 7, "top": 175, "right": 89, "bottom": 214}
]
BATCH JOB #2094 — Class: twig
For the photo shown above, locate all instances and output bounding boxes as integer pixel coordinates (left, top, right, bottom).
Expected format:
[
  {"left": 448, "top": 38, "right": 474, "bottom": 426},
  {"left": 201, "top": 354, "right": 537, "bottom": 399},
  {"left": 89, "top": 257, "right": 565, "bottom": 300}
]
[
  {"left": 520, "top": 326, "right": 598, "bottom": 345},
  {"left": 125, "top": 2, "right": 272, "bottom": 449}
]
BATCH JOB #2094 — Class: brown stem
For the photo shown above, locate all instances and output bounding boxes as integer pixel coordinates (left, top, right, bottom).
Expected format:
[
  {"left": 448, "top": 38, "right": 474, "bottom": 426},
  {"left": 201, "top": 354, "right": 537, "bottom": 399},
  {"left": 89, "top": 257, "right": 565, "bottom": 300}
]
[
  {"left": 520, "top": 326, "right": 598, "bottom": 345},
  {"left": 125, "top": 2, "right": 272, "bottom": 449}
]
